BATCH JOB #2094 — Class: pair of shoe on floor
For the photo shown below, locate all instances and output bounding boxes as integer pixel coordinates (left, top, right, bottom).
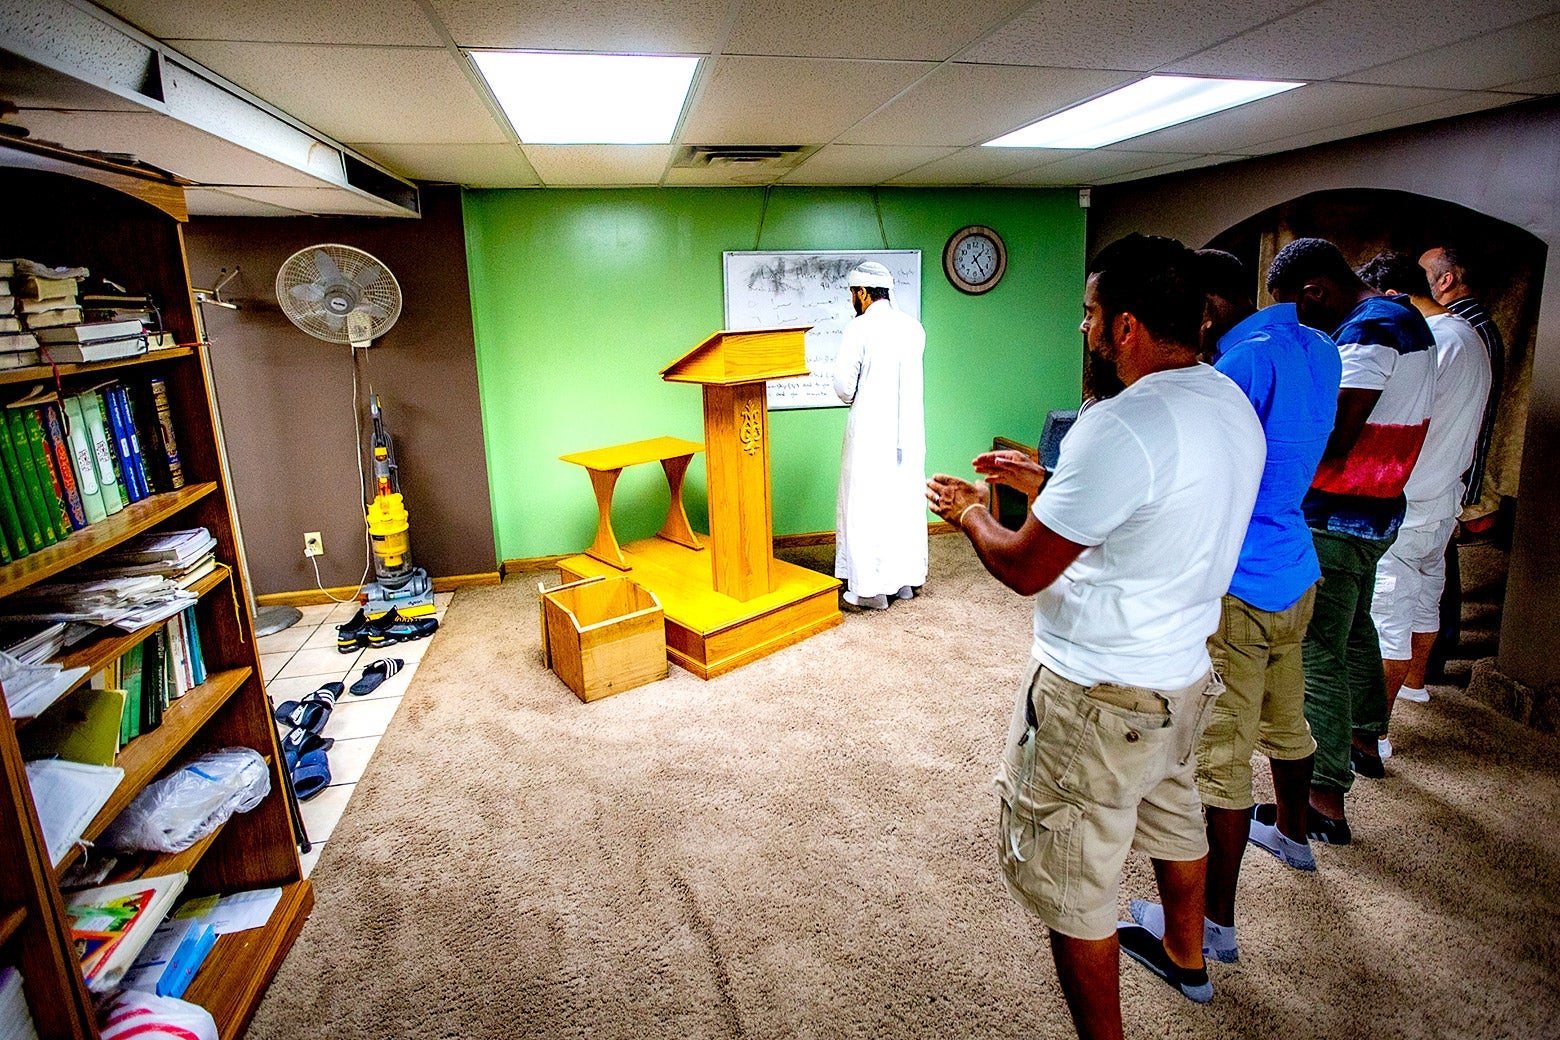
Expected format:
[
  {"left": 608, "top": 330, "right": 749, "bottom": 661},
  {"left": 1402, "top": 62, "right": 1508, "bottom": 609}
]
[
  {"left": 1117, "top": 904, "right": 1217, "bottom": 1005},
  {"left": 272, "top": 659, "right": 403, "bottom": 799},
  {"left": 336, "top": 607, "right": 438, "bottom": 653},
  {"left": 841, "top": 586, "right": 919, "bottom": 612}
]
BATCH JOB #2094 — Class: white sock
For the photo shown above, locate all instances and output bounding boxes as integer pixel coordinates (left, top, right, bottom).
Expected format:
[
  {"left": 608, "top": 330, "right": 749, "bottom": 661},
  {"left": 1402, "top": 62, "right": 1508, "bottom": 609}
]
[
  {"left": 1398, "top": 685, "right": 1430, "bottom": 703},
  {"left": 1133, "top": 900, "right": 1166, "bottom": 939},
  {"left": 1131, "top": 900, "right": 1236, "bottom": 953},
  {"left": 1202, "top": 918, "right": 1238, "bottom": 955}
]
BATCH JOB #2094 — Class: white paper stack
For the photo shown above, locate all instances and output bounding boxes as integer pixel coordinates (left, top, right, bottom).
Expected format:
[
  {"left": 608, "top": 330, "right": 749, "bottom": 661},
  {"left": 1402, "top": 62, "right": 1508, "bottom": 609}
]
[
  {"left": 23, "top": 759, "right": 124, "bottom": 867},
  {"left": 0, "top": 621, "right": 67, "bottom": 665},
  {"left": 0, "top": 649, "right": 89, "bottom": 719},
  {"left": 0, "top": 967, "right": 41, "bottom": 1040}
]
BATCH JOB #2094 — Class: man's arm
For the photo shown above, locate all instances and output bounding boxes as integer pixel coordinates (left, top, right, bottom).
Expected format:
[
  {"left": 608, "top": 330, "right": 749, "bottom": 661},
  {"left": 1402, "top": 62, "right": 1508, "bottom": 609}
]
[
  {"left": 832, "top": 327, "right": 865, "bottom": 405},
  {"left": 927, "top": 475, "right": 1086, "bottom": 595},
  {"left": 1322, "top": 387, "right": 1381, "bottom": 462}
]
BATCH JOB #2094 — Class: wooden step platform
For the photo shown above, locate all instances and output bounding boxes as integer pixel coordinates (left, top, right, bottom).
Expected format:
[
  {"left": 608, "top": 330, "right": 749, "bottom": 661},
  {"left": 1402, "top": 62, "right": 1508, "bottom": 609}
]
[{"left": 558, "top": 533, "right": 841, "bottom": 679}]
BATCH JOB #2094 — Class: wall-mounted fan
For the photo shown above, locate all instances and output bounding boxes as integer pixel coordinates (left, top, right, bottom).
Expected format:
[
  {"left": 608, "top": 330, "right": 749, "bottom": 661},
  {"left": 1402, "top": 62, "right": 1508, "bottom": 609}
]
[{"left": 275, "top": 244, "right": 402, "bottom": 351}]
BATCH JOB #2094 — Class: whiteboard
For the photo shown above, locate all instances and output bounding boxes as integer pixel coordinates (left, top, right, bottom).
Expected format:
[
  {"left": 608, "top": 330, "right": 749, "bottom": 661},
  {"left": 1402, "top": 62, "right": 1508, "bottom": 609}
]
[{"left": 723, "top": 249, "right": 921, "bottom": 410}]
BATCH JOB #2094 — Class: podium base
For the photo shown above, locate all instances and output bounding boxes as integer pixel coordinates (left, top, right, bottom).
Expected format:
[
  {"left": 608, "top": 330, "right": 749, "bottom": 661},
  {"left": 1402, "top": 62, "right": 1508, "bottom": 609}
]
[{"left": 558, "top": 533, "right": 841, "bottom": 679}]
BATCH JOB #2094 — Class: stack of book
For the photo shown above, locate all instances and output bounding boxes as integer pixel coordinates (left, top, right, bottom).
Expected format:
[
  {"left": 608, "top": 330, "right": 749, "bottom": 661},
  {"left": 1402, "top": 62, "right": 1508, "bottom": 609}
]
[
  {"left": 14, "top": 259, "right": 88, "bottom": 334},
  {"left": 0, "top": 377, "right": 185, "bottom": 564},
  {"left": 0, "top": 260, "right": 39, "bottom": 370},
  {"left": 36, "top": 319, "right": 148, "bottom": 364},
  {"left": 80, "top": 291, "right": 176, "bottom": 351}
]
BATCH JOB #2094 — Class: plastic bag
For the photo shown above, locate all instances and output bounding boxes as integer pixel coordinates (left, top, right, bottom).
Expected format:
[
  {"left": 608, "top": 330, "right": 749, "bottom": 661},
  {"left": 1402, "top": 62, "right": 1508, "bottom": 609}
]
[
  {"left": 99, "top": 747, "right": 270, "bottom": 853},
  {"left": 100, "top": 989, "right": 217, "bottom": 1040}
]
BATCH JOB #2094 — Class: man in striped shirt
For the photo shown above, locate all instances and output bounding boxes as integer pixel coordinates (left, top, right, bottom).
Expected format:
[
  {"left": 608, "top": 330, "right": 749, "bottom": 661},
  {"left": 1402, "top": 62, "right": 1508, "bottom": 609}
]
[{"left": 1266, "top": 238, "right": 1436, "bottom": 845}]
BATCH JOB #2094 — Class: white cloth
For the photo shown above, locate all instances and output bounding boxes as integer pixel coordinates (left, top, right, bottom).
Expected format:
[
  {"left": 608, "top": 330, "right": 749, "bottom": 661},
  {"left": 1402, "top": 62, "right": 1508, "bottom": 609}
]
[
  {"left": 1403, "top": 312, "right": 1492, "bottom": 527},
  {"left": 1371, "top": 515, "right": 1456, "bottom": 659},
  {"left": 833, "top": 299, "right": 927, "bottom": 598},
  {"left": 1030, "top": 365, "right": 1265, "bottom": 689}
]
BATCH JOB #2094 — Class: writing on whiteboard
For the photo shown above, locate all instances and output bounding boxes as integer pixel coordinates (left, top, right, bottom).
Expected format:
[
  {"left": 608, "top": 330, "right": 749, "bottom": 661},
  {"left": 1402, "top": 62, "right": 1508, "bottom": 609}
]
[{"left": 723, "top": 250, "right": 922, "bottom": 410}]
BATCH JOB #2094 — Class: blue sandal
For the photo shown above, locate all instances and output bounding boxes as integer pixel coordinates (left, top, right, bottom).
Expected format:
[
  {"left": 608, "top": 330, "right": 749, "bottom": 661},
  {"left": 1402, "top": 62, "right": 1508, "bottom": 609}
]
[
  {"left": 273, "top": 682, "right": 344, "bottom": 734},
  {"left": 290, "top": 748, "right": 332, "bottom": 800}
]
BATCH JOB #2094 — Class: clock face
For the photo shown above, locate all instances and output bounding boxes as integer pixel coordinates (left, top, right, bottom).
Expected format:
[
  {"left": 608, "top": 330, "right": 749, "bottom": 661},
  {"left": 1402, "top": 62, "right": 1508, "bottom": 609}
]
[{"left": 943, "top": 225, "right": 1007, "bottom": 294}]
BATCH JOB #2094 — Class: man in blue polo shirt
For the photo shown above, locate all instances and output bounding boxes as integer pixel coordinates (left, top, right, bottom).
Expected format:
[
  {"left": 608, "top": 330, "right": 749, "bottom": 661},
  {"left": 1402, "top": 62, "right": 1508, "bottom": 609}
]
[{"left": 1128, "top": 250, "right": 1339, "bottom": 964}]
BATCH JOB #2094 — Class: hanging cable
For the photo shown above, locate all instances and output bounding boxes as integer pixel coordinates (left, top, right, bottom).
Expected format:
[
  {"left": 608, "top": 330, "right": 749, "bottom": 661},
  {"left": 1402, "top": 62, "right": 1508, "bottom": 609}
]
[
  {"left": 309, "top": 346, "right": 374, "bottom": 603},
  {"left": 870, "top": 188, "right": 890, "bottom": 249},
  {"left": 753, "top": 184, "right": 773, "bottom": 249}
]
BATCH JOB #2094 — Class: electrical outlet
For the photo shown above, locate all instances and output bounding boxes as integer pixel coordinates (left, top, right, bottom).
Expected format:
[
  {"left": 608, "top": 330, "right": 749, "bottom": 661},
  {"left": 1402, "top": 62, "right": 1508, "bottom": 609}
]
[{"left": 304, "top": 532, "right": 324, "bottom": 557}]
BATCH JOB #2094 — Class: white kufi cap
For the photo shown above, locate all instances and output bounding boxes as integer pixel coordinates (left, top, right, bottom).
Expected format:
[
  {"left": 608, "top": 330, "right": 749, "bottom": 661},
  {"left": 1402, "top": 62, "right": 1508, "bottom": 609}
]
[{"left": 846, "top": 261, "right": 894, "bottom": 290}]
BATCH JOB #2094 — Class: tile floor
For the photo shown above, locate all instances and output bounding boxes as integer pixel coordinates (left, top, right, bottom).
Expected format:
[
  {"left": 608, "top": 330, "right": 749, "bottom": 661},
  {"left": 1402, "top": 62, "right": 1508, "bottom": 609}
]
[{"left": 258, "top": 592, "right": 452, "bottom": 877}]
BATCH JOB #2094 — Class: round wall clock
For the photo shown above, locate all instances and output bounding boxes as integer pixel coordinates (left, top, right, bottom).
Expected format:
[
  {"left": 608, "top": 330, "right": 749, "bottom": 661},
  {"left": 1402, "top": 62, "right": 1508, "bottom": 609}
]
[{"left": 943, "top": 225, "right": 1007, "bottom": 295}]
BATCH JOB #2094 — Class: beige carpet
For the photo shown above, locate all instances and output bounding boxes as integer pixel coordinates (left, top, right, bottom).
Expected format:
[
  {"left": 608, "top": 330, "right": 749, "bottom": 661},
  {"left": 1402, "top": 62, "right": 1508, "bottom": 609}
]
[{"left": 246, "top": 537, "right": 1560, "bottom": 1040}]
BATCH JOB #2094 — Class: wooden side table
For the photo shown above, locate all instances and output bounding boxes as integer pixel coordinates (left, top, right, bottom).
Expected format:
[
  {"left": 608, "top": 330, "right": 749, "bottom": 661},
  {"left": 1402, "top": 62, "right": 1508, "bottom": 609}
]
[{"left": 560, "top": 436, "right": 705, "bottom": 570}]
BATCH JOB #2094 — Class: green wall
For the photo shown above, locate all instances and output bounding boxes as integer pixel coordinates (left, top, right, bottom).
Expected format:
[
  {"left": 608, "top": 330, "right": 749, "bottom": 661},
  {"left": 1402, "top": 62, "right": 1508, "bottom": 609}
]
[{"left": 463, "top": 187, "right": 1086, "bottom": 562}]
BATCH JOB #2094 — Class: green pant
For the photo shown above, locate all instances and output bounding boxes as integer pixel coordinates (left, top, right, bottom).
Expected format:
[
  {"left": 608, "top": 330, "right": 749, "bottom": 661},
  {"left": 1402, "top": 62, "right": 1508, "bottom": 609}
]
[{"left": 1303, "top": 528, "right": 1394, "bottom": 794}]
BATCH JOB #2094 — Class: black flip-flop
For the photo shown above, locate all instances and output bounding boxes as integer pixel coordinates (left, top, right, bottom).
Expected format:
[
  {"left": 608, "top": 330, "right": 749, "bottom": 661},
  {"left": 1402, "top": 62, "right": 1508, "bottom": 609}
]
[
  {"left": 273, "top": 682, "right": 344, "bottom": 734},
  {"left": 349, "top": 658, "right": 403, "bottom": 696}
]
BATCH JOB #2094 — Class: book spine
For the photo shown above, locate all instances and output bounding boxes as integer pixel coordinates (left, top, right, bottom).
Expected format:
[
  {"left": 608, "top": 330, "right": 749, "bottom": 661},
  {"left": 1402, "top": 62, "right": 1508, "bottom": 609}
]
[
  {"left": 42, "top": 403, "right": 88, "bottom": 530},
  {"left": 25, "top": 406, "right": 73, "bottom": 535},
  {"left": 7, "top": 409, "right": 57, "bottom": 545},
  {"left": 0, "top": 412, "right": 47, "bottom": 549},
  {"left": 94, "top": 392, "right": 131, "bottom": 503},
  {"left": 112, "top": 385, "right": 152, "bottom": 499},
  {"left": 124, "top": 385, "right": 166, "bottom": 494},
  {"left": 149, "top": 378, "right": 184, "bottom": 489},
  {"left": 0, "top": 457, "right": 28, "bottom": 558},
  {"left": 184, "top": 605, "right": 206, "bottom": 686},
  {"left": 77, "top": 390, "right": 125, "bottom": 515},
  {"left": 61, "top": 395, "right": 108, "bottom": 524},
  {"left": 101, "top": 384, "right": 144, "bottom": 503}
]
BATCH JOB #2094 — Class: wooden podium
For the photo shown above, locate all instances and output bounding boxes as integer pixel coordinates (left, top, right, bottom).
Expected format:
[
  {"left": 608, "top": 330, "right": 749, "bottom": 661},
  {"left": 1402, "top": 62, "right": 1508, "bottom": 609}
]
[{"left": 558, "top": 328, "right": 842, "bottom": 679}]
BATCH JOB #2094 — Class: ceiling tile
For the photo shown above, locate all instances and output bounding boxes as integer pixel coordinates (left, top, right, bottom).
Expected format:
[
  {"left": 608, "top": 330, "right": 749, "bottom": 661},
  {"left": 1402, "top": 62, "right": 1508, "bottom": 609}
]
[
  {"left": 427, "top": 0, "right": 730, "bottom": 52},
  {"left": 167, "top": 41, "right": 506, "bottom": 145},
  {"left": 15, "top": 108, "right": 333, "bottom": 187},
  {"left": 1102, "top": 82, "right": 1466, "bottom": 154},
  {"left": 522, "top": 145, "right": 675, "bottom": 186},
  {"left": 216, "top": 185, "right": 417, "bottom": 216},
  {"left": 1245, "top": 91, "right": 1531, "bottom": 156},
  {"left": 884, "top": 146, "right": 1056, "bottom": 185},
  {"left": 1498, "top": 72, "right": 1560, "bottom": 95},
  {"left": 186, "top": 187, "right": 310, "bottom": 217},
  {"left": 97, "top": 0, "right": 440, "bottom": 46},
  {"left": 839, "top": 64, "right": 1136, "bottom": 146},
  {"left": 1090, "top": 153, "right": 1251, "bottom": 186},
  {"left": 681, "top": 57, "right": 932, "bottom": 145},
  {"left": 991, "top": 149, "right": 1204, "bottom": 185},
  {"left": 961, "top": 1, "right": 1306, "bottom": 71},
  {"left": 778, "top": 146, "right": 959, "bottom": 184},
  {"left": 725, "top": 0, "right": 1032, "bottom": 61},
  {"left": 1338, "top": 13, "right": 1560, "bottom": 91},
  {"left": 1166, "top": 0, "right": 1558, "bottom": 81},
  {"left": 350, "top": 143, "right": 541, "bottom": 187}
]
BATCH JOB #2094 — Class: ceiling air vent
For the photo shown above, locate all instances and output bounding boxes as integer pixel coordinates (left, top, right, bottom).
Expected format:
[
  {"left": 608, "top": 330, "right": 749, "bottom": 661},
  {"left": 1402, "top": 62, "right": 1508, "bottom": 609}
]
[{"left": 673, "top": 145, "right": 816, "bottom": 170}]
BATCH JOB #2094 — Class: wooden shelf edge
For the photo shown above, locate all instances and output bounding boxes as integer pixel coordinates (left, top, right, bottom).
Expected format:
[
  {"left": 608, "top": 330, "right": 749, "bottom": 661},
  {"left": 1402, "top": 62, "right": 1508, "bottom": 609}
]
[
  {"left": 15, "top": 564, "right": 234, "bottom": 730},
  {"left": 0, "top": 346, "right": 195, "bottom": 387},
  {"left": 0, "top": 483, "right": 220, "bottom": 600},
  {"left": 182, "top": 879, "right": 314, "bottom": 1040},
  {"left": 52, "top": 667, "right": 253, "bottom": 879},
  {"left": 0, "top": 903, "right": 25, "bottom": 946}
]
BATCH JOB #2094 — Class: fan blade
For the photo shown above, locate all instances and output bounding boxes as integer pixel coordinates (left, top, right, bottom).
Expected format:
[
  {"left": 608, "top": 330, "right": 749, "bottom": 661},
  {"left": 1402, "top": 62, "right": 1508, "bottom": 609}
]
[
  {"left": 323, "top": 312, "right": 346, "bottom": 331},
  {"left": 360, "top": 302, "right": 389, "bottom": 321},
  {"left": 354, "top": 265, "right": 381, "bottom": 289},
  {"left": 288, "top": 282, "right": 326, "bottom": 303},
  {"left": 312, "top": 249, "right": 345, "bottom": 286}
]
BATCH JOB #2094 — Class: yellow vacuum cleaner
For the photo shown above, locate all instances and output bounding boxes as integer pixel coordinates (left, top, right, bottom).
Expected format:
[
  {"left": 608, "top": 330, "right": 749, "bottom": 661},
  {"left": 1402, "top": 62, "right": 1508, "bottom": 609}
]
[{"left": 362, "top": 394, "right": 434, "bottom": 618}]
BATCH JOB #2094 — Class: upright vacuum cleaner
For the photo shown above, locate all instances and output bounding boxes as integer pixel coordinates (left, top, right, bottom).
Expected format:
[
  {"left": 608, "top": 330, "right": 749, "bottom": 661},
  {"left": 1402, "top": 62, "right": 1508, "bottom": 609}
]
[{"left": 362, "top": 394, "right": 435, "bottom": 618}]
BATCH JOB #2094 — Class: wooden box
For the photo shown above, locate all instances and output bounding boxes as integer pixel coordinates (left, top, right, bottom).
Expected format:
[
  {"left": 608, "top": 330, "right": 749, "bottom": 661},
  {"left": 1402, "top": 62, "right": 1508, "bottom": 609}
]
[{"left": 540, "top": 576, "right": 668, "bottom": 702}]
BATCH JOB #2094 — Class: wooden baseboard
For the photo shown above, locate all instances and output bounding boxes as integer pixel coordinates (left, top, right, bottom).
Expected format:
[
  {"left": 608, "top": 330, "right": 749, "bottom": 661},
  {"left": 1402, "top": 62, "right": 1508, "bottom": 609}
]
[
  {"left": 503, "top": 524, "right": 962, "bottom": 577},
  {"left": 255, "top": 571, "right": 500, "bottom": 607}
]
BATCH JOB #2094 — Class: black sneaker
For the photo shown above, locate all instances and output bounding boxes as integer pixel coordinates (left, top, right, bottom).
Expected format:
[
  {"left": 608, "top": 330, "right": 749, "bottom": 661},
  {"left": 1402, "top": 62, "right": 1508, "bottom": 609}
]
[
  {"left": 383, "top": 614, "right": 438, "bottom": 643},
  {"left": 1350, "top": 746, "right": 1385, "bottom": 779},
  {"left": 1116, "top": 924, "right": 1213, "bottom": 1004},
  {"left": 1306, "top": 805, "right": 1352, "bottom": 846},
  {"left": 364, "top": 608, "right": 403, "bottom": 648},
  {"left": 336, "top": 608, "right": 370, "bottom": 653}
]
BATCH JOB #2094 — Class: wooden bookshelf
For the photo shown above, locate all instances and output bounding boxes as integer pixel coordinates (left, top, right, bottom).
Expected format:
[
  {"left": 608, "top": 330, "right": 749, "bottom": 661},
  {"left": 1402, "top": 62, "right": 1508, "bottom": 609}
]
[
  {"left": 0, "top": 142, "right": 308, "bottom": 1040},
  {"left": 0, "top": 347, "right": 195, "bottom": 387},
  {"left": 53, "top": 667, "right": 251, "bottom": 879},
  {"left": 0, "top": 483, "right": 218, "bottom": 599}
]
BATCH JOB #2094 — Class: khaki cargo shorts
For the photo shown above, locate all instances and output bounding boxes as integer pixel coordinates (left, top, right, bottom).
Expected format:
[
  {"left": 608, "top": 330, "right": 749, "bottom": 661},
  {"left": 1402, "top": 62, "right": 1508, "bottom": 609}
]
[
  {"left": 1196, "top": 588, "right": 1317, "bottom": 811},
  {"left": 995, "top": 660, "right": 1222, "bottom": 941}
]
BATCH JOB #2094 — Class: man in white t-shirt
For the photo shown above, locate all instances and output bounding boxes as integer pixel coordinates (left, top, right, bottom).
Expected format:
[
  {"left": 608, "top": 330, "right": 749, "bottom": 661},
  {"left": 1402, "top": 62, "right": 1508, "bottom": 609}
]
[
  {"left": 1356, "top": 252, "right": 1491, "bottom": 736},
  {"left": 928, "top": 235, "right": 1264, "bottom": 1039}
]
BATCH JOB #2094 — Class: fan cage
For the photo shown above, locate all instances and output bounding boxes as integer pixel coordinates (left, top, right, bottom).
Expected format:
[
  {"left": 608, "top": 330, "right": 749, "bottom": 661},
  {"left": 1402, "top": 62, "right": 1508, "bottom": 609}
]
[{"left": 275, "top": 243, "right": 403, "bottom": 344}]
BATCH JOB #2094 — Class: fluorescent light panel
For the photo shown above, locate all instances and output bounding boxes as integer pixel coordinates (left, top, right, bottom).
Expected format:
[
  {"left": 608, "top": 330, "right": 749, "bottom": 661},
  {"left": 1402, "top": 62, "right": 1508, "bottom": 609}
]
[
  {"left": 470, "top": 51, "right": 699, "bottom": 144},
  {"left": 985, "top": 75, "right": 1303, "bottom": 149}
]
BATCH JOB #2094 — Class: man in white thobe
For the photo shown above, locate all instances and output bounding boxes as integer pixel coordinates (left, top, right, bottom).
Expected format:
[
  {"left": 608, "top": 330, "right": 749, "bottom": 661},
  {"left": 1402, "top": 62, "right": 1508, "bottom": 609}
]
[{"left": 832, "top": 261, "right": 928, "bottom": 610}]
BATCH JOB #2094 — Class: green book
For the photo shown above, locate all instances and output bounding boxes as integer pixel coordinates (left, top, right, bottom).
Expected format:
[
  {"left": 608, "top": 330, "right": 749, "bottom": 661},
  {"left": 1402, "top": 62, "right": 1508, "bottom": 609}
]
[
  {"left": 120, "top": 641, "right": 145, "bottom": 743},
  {"left": 0, "top": 413, "right": 46, "bottom": 550},
  {"left": 22, "top": 407, "right": 71, "bottom": 537},
  {"left": 5, "top": 409, "right": 57, "bottom": 545},
  {"left": 61, "top": 394, "right": 108, "bottom": 524},
  {"left": 0, "top": 463, "right": 27, "bottom": 559},
  {"left": 75, "top": 389, "right": 124, "bottom": 516}
]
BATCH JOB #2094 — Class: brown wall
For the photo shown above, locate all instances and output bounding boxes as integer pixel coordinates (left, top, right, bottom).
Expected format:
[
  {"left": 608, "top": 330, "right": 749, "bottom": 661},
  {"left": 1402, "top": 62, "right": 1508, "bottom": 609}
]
[
  {"left": 183, "top": 186, "right": 496, "bottom": 596},
  {"left": 1090, "top": 97, "right": 1560, "bottom": 688}
]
